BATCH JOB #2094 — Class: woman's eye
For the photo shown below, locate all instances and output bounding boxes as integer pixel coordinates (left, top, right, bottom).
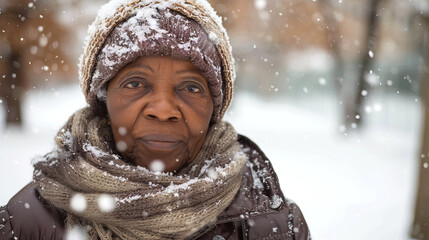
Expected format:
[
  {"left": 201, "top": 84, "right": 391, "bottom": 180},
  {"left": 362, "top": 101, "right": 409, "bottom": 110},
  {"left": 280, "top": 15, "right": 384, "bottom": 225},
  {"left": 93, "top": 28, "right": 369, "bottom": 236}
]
[
  {"left": 125, "top": 81, "right": 142, "bottom": 88},
  {"left": 186, "top": 85, "right": 201, "bottom": 93},
  {"left": 180, "top": 81, "right": 204, "bottom": 94}
]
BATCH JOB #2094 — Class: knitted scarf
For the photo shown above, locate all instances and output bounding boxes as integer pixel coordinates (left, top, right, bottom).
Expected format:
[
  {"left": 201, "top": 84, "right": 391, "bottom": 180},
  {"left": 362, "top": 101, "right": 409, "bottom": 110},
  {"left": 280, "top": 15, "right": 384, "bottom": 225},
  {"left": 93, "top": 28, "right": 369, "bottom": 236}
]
[{"left": 33, "top": 107, "right": 246, "bottom": 239}]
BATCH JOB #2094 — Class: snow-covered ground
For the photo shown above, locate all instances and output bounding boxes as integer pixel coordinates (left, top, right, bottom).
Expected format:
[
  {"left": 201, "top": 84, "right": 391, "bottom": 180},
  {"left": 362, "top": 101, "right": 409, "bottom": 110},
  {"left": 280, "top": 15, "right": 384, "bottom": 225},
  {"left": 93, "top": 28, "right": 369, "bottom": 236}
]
[{"left": 0, "top": 85, "right": 421, "bottom": 240}]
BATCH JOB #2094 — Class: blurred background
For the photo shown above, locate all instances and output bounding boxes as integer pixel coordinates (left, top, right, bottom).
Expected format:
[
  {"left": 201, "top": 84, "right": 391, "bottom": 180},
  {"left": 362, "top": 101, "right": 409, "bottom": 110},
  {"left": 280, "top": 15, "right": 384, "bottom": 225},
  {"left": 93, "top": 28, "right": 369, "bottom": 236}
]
[{"left": 1, "top": 0, "right": 429, "bottom": 239}]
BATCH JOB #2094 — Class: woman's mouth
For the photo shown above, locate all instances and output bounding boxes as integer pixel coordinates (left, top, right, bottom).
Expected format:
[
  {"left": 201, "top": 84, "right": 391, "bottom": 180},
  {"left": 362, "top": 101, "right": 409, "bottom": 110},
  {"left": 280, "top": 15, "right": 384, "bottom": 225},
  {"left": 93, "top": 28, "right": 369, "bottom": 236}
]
[{"left": 138, "top": 134, "right": 183, "bottom": 151}]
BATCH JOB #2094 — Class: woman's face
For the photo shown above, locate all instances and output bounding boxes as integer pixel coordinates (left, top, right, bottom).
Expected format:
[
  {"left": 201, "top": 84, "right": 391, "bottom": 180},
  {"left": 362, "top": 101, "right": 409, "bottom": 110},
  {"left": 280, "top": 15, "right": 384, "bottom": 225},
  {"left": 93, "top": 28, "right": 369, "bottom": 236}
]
[{"left": 106, "top": 56, "right": 213, "bottom": 172}]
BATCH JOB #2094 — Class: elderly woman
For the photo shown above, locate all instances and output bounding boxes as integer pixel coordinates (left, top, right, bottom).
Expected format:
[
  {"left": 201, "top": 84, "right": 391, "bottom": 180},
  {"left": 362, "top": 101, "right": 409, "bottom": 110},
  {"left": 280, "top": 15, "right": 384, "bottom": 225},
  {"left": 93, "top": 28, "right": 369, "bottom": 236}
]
[{"left": 0, "top": 0, "right": 310, "bottom": 239}]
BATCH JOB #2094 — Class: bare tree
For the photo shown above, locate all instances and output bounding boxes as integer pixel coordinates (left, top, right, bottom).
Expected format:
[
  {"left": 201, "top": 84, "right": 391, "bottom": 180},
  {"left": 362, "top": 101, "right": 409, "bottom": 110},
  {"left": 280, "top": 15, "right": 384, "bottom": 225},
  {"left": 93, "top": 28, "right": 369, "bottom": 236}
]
[
  {"left": 0, "top": 1, "right": 28, "bottom": 125},
  {"left": 0, "top": 0, "right": 74, "bottom": 126},
  {"left": 345, "top": 0, "right": 383, "bottom": 129},
  {"left": 412, "top": 9, "right": 429, "bottom": 240}
]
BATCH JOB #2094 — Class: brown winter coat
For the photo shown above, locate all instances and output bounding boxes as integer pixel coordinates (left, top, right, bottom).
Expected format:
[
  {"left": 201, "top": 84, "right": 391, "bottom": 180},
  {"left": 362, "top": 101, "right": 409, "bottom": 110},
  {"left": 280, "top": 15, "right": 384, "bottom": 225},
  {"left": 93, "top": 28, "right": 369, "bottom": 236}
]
[{"left": 0, "top": 135, "right": 310, "bottom": 240}]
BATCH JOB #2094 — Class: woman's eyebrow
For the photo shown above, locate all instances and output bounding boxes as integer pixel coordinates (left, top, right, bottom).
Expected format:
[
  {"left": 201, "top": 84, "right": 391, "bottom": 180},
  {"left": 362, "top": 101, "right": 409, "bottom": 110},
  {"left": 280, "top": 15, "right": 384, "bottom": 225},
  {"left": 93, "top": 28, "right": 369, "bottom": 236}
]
[
  {"left": 129, "top": 64, "right": 154, "bottom": 73},
  {"left": 121, "top": 70, "right": 150, "bottom": 79}
]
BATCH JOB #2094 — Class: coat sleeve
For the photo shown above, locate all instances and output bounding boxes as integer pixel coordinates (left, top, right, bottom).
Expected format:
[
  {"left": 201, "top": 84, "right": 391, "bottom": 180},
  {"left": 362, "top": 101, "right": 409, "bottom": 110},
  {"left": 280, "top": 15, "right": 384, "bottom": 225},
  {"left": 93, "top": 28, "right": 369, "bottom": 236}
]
[
  {"left": 0, "top": 183, "right": 65, "bottom": 240},
  {"left": 288, "top": 202, "right": 311, "bottom": 240},
  {"left": 0, "top": 205, "right": 14, "bottom": 240}
]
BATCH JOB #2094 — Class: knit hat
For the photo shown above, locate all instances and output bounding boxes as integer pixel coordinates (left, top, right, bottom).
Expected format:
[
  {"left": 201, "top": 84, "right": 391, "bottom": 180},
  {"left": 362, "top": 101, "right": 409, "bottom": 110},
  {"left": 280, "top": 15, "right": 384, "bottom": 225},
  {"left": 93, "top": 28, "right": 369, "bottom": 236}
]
[{"left": 79, "top": 0, "right": 235, "bottom": 122}]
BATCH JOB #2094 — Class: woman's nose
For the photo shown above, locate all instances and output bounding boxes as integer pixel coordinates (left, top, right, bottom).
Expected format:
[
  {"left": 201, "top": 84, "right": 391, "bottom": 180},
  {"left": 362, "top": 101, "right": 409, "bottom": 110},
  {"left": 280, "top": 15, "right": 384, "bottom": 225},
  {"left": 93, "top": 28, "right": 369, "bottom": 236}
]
[{"left": 143, "top": 94, "right": 182, "bottom": 122}]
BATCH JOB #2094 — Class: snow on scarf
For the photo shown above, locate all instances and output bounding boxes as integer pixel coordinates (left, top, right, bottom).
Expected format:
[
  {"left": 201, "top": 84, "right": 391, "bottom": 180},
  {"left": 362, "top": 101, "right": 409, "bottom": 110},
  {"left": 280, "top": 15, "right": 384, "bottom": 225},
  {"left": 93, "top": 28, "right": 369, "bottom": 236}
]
[{"left": 32, "top": 107, "right": 246, "bottom": 239}]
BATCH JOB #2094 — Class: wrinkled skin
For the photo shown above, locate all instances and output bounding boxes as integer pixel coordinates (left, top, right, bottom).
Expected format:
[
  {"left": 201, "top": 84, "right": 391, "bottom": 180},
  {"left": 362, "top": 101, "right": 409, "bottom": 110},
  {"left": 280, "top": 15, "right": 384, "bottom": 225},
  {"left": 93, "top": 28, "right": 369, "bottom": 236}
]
[{"left": 106, "top": 56, "right": 214, "bottom": 172}]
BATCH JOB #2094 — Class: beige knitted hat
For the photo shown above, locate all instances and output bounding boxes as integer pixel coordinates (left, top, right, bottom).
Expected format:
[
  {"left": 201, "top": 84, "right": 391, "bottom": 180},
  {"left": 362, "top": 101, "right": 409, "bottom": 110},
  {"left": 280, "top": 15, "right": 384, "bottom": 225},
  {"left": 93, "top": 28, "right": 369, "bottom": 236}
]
[{"left": 79, "top": 0, "right": 235, "bottom": 121}]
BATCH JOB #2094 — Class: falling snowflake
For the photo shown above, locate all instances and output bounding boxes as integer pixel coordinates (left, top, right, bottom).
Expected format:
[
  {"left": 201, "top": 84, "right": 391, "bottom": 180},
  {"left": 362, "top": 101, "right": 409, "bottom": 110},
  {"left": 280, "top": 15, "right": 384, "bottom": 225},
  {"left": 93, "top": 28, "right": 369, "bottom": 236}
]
[
  {"left": 254, "top": 0, "right": 267, "bottom": 10},
  {"left": 65, "top": 226, "right": 87, "bottom": 240},
  {"left": 98, "top": 194, "right": 115, "bottom": 212},
  {"left": 149, "top": 160, "right": 165, "bottom": 172},
  {"left": 118, "top": 127, "right": 127, "bottom": 136},
  {"left": 116, "top": 140, "right": 127, "bottom": 152},
  {"left": 386, "top": 80, "right": 393, "bottom": 86},
  {"left": 70, "top": 194, "right": 87, "bottom": 212}
]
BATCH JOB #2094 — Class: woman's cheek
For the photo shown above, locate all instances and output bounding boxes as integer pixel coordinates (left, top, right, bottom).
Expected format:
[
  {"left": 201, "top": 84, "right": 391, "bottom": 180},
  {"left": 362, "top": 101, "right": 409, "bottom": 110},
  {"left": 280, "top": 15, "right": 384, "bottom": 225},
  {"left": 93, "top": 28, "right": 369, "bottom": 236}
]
[
  {"left": 184, "top": 95, "right": 213, "bottom": 116},
  {"left": 108, "top": 106, "right": 135, "bottom": 153},
  {"left": 189, "top": 107, "right": 212, "bottom": 140},
  {"left": 111, "top": 125, "right": 132, "bottom": 152}
]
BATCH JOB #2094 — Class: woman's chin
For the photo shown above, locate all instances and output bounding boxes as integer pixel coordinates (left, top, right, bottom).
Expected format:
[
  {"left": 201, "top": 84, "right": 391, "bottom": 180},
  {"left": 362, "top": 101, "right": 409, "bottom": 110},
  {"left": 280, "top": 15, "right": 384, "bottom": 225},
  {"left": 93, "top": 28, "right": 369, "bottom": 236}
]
[{"left": 129, "top": 143, "right": 188, "bottom": 172}]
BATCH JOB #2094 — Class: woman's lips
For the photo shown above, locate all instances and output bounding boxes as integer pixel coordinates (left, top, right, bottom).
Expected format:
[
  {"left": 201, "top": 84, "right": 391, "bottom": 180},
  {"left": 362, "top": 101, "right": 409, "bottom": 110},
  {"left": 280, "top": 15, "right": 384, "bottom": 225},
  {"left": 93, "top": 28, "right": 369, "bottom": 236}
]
[{"left": 138, "top": 134, "right": 182, "bottom": 151}]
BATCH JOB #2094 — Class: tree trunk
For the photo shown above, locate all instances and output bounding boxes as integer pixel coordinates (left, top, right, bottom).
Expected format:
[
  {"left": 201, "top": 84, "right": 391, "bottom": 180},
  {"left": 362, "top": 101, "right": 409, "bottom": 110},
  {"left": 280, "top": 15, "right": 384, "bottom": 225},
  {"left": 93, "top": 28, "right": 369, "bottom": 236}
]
[
  {"left": 1, "top": 53, "right": 23, "bottom": 126},
  {"left": 345, "top": 0, "right": 382, "bottom": 129},
  {"left": 412, "top": 26, "right": 429, "bottom": 240}
]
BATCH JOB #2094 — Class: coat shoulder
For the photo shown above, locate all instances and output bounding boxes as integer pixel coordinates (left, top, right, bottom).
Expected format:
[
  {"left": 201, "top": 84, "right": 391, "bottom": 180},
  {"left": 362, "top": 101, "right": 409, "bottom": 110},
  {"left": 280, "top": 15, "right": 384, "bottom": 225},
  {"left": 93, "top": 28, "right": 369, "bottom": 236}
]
[
  {"left": 200, "top": 135, "right": 311, "bottom": 240},
  {"left": 0, "top": 183, "right": 65, "bottom": 240}
]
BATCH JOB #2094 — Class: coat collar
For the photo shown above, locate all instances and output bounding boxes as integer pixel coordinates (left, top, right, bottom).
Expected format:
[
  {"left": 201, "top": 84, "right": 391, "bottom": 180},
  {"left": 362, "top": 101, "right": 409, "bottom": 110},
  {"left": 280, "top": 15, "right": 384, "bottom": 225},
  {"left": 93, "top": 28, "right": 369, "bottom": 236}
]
[{"left": 217, "top": 135, "right": 288, "bottom": 224}]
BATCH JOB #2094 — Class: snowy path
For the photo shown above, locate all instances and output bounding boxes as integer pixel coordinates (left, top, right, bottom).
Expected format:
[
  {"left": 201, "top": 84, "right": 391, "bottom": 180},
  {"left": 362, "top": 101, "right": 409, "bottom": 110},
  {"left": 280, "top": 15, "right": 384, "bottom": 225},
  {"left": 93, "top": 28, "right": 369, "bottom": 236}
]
[{"left": 0, "top": 85, "right": 420, "bottom": 240}]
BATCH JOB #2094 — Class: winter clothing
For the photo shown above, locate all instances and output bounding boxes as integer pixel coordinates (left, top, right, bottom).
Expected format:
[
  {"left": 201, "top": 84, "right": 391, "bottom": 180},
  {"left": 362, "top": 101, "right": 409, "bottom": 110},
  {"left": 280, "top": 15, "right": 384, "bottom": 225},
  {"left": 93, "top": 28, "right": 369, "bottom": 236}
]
[
  {"left": 0, "top": 0, "right": 311, "bottom": 239},
  {"left": 0, "top": 135, "right": 311, "bottom": 240},
  {"left": 32, "top": 107, "right": 246, "bottom": 239},
  {"left": 80, "top": 0, "right": 235, "bottom": 122}
]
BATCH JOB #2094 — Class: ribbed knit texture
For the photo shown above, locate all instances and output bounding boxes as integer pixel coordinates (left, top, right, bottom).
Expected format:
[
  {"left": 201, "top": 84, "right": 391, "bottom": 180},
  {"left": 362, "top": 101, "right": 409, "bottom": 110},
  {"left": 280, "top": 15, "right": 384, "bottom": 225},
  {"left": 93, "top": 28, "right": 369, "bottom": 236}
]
[
  {"left": 33, "top": 107, "right": 246, "bottom": 239},
  {"left": 79, "top": 0, "right": 235, "bottom": 122}
]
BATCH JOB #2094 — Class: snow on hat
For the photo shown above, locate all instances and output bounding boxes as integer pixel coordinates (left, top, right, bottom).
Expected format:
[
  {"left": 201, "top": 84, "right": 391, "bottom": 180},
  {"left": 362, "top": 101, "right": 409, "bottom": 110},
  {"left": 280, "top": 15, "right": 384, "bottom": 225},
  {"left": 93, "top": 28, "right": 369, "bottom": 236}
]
[{"left": 79, "top": 0, "right": 235, "bottom": 122}]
